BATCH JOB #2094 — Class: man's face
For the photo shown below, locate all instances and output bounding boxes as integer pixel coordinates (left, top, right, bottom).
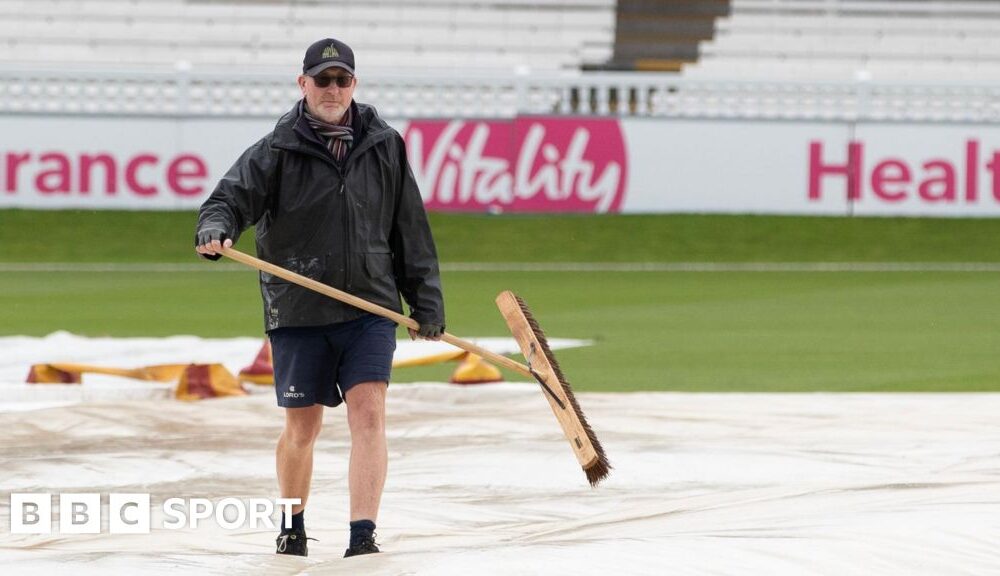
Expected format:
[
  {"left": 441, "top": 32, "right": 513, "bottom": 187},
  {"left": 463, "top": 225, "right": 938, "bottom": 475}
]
[{"left": 298, "top": 68, "right": 357, "bottom": 124}]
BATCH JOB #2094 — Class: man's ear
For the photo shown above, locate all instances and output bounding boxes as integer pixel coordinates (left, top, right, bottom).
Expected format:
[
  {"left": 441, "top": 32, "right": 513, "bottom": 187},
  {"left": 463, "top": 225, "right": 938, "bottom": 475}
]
[{"left": 297, "top": 75, "right": 308, "bottom": 94}]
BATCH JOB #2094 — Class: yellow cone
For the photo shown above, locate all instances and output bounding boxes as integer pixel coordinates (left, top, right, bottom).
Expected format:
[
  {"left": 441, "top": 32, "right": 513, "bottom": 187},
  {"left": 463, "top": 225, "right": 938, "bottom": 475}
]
[
  {"left": 239, "top": 339, "right": 275, "bottom": 385},
  {"left": 449, "top": 353, "right": 503, "bottom": 385}
]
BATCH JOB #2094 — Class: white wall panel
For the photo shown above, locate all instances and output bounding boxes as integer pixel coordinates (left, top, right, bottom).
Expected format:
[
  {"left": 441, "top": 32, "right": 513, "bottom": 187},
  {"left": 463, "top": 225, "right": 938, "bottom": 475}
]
[{"left": 3, "top": 113, "right": 1000, "bottom": 216}]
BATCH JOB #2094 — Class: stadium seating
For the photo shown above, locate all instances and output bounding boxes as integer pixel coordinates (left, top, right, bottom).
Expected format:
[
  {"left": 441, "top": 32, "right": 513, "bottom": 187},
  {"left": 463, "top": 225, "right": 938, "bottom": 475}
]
[
  {"left": 686, "top": 0, "right": 1000, "bottom": 81},
  {"left": 2, "top": 0, "right": 1000, "bottom": 121},
  {"left": 0, "top": 0, "right": 616, "bottom": 73}
]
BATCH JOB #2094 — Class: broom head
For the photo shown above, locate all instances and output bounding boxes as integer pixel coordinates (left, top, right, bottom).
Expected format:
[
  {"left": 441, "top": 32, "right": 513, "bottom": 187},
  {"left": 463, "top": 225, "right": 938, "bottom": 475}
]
[{"left": 495, "top": 290, "right": 611, "bottom": 486}]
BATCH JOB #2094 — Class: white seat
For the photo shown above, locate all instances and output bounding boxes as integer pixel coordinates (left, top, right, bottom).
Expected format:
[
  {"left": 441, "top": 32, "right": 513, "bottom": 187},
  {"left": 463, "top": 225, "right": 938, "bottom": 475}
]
[
  {"left": 0, "top": 0, "right": 614, "bottom": 72},
  {"left": 687, "top": 0, "right": 1000, "bottom": 81}
]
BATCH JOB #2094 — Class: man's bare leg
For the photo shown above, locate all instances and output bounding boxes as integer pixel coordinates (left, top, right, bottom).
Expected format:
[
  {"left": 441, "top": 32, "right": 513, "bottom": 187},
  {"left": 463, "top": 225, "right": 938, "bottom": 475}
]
[
  {"left": 276, "top": 404, "right": 324, "bottom": 518},
  {"left": 344, "top": 381, "right": 388, "bottom": 522}
]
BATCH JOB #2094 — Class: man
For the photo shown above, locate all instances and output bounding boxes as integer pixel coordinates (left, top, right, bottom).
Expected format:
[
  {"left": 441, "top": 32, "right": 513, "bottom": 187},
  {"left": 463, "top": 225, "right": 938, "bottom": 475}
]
[{"left": 195, "top": 37, "right": 445, "bottom": 558}]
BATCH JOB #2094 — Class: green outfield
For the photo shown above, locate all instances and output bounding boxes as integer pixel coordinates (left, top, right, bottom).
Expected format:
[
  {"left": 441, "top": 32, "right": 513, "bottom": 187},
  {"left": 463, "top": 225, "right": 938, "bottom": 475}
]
[
  {"left": 2, "top": 210, "right": 1000, "bottom": 391},
  {"left": 5, "top": 209, "right": 1000, "bottom": 263}
]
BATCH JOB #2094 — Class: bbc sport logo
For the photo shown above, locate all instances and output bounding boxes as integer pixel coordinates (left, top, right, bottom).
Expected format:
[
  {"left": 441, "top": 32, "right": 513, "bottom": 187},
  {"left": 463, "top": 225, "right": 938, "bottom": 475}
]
[{"left": 9, "top": 493, "right": 301, "bottom": 534}]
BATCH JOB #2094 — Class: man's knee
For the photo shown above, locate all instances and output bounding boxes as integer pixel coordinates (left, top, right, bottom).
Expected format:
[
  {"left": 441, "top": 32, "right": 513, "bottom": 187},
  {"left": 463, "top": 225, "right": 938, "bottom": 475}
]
[
  {"left": 283, "top": 405, "right": 324, "bottom": 447},
  {"left": 345, "top": 382, "right": 386, "bottom": 434}
]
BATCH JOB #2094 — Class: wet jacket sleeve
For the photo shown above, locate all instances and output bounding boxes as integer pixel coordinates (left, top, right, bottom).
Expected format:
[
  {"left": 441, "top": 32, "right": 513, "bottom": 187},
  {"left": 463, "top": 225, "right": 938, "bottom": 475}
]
[
  {"left": 391, "top": 134, "right": 446, "bottom": 327},
  {"left": 196, "top": 138, "right": 277, "bottom": 249}
]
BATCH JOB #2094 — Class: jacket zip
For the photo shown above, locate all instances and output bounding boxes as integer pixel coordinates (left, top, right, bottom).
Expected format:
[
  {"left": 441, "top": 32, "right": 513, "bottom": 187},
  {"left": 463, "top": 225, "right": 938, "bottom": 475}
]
[{"left": 339, "top": 179, "right": 350, "bottom": 290}]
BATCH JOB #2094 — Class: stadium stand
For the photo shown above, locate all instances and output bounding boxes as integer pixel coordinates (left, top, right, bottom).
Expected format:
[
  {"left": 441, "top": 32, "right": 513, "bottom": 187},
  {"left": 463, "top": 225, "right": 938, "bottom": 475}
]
[
  {"left": 686, "top": 0, "right": 1000, "bottom": 81},
  {"left": 0, "top": 0, "right": 616, "bottom": 73},
  {"left": 1, "top": 0, "right": 1000, "bottom": 122}
]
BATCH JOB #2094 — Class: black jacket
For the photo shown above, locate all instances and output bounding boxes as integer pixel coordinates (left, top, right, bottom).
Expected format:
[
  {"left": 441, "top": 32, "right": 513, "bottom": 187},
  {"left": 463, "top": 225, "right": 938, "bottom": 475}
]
[{"left": 197, "top": 100, "right": 445, "bottom": 332}]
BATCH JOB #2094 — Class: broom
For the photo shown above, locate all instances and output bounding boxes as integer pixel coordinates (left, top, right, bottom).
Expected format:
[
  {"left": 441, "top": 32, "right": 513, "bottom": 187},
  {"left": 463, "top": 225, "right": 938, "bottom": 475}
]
[{"left": 219, "top": 247, "right": 610, "bottom": 486}]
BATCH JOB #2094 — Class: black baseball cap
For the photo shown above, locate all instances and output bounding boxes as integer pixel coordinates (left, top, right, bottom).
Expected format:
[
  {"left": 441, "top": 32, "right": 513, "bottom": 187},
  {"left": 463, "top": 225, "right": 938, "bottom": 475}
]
[{"left": 303, "top": 38, "right": 355, "bottom": 76}]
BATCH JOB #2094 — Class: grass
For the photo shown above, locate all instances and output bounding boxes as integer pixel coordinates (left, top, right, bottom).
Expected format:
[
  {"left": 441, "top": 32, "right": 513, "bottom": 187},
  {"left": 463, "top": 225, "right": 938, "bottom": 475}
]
[
  {"left": 3, "top": 210, "right": 1000, "bottom": 391},
  {"left": 2, "top": 268, "right": 999, "bottom": 392},
  {"left": 6, "top": 209, "right": 1000, "bottom": 262}
]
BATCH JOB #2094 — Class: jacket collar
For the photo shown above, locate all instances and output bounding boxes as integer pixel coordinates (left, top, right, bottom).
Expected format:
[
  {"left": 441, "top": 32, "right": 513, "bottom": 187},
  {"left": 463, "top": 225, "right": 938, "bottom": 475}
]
[{"left": 272, "top": 99, "right": 394, "bottom": 159}]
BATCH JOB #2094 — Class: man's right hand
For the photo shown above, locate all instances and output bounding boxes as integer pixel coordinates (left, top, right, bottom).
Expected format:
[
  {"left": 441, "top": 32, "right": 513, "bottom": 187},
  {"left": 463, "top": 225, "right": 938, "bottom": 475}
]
[
  {"left": 408, "top": 322, "right": 444, "bottom": 341},
  {"left": 195, "top": 228, "right": 233, "bottom": 260}
]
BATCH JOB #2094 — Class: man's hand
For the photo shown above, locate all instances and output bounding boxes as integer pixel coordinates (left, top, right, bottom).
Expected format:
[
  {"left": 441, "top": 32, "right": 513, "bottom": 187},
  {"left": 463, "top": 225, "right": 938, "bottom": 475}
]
[
  {"left": 408, "top": 322, "right": 444, "bottom": 341},
  {"left": 195, "top": 228, "right": 233, "bottom": 261}
]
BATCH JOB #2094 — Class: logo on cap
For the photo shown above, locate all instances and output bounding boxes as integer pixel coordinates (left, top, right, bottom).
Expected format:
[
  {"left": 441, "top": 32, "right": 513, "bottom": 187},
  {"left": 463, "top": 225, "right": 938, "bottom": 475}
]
[{"left": 322, "top": 45, "right": 340, "bottom": 59}]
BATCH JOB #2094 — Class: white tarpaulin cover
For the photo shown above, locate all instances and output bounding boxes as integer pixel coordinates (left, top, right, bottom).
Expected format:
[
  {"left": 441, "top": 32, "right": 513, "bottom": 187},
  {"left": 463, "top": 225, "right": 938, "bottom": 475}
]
[{"left": 1, "top": 335, "right": 999, "bottom": 575}]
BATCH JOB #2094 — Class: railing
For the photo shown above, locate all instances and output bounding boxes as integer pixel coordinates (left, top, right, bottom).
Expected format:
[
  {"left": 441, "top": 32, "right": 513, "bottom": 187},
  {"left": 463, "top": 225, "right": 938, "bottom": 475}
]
[{"left": 2, "top": 66, "right": 1000, "bottom": 123}]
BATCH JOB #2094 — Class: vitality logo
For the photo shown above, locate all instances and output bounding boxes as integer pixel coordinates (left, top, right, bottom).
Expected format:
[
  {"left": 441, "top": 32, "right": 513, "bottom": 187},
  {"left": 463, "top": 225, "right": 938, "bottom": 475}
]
[{"left": 404, "top": 117, "right": 628, "bottom": 213}]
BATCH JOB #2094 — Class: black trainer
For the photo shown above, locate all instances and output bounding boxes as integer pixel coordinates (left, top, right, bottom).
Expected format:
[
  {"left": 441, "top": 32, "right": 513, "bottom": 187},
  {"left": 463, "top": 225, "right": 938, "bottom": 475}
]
[
  {"left": 276, "top": 529, "right": 315, "bottom": 557},
  {"left": 343, "top": 533, "right": 380, "bottom": 558}
]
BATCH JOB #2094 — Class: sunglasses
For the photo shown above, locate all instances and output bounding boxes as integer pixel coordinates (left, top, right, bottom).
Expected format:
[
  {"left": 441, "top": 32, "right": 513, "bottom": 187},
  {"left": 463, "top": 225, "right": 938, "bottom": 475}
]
[{"left": 312, "top": 73, "right": 354, "bottom": 89}]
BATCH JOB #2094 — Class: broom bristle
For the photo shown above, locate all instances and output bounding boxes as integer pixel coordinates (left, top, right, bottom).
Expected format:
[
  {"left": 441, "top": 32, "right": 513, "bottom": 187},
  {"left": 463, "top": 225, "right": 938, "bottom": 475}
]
[{"left": 514, "top": 294, "right": 611, "bottom": 487}]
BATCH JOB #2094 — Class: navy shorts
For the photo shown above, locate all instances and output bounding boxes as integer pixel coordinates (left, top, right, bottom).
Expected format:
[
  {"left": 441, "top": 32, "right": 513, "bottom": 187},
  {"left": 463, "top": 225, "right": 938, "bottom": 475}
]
[{"left": 268, "top": 314, "right": 397, "bottom": 408}]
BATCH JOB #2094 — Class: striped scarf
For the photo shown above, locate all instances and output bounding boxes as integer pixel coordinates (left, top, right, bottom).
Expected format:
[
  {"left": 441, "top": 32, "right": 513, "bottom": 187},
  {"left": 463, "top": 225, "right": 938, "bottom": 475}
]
[{"left": 304, "top": 104, "right": 354, "bottom": 162}]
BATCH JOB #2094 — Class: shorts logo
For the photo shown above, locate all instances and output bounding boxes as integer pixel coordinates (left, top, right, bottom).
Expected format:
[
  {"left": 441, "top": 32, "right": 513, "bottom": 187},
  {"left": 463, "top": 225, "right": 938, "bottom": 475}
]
[{"left": 284, "top": 385, "right": 305, "bottom": 399}]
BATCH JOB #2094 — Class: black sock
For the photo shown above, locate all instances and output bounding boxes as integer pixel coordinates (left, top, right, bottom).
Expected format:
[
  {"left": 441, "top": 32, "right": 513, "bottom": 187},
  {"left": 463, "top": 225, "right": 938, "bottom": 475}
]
[
  {"left": 349, "top": 519, "right": 376, "bottom": 548},
  {"left": 281, "top": 510, "right": 305, "bottom": 533}
]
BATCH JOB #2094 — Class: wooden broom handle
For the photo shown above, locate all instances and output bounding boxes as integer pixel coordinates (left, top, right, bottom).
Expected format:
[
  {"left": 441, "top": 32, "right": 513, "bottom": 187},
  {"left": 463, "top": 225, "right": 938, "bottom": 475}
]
[{"left": 220, "top": 247, "right": 535, "bottom": 378}]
